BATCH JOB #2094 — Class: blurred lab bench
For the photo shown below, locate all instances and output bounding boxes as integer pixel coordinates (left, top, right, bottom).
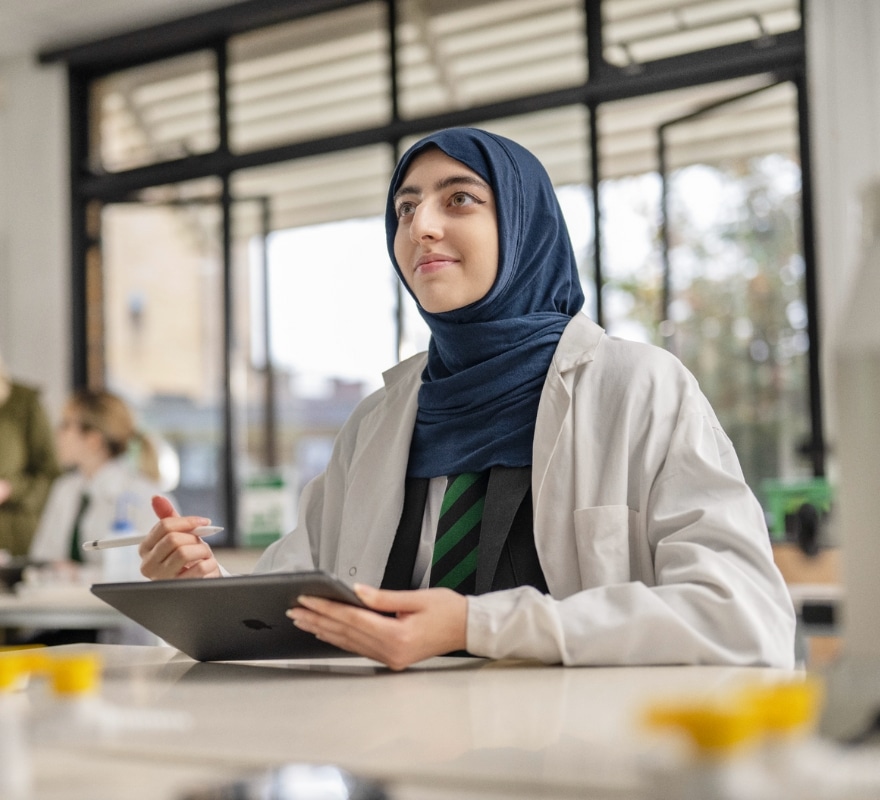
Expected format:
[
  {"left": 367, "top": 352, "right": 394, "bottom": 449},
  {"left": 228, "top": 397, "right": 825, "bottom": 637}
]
[
  {"left": 0, "top": 583, "right": 126, "bottom": 638},
  {"left": 0, "top": 547, "right": 264, "bottom": 644},
  {"left": 27, "top": 644, "right": 795, "bottom": 800},
  {"left": 774, "top": 542, "right": 843, "bottom": 667}
]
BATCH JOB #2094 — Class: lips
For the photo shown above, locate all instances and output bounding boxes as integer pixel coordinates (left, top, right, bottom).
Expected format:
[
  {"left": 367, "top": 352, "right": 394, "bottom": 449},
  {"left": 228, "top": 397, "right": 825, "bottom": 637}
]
[{"left": 415, "top": 253, "right": 457, "bottom": 275}]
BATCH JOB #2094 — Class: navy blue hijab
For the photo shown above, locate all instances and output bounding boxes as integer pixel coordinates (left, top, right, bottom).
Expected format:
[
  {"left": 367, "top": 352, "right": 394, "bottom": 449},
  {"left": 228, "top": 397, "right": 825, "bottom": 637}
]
[{"left": 385, "top": 128, "right": 585, "bottom": 478}]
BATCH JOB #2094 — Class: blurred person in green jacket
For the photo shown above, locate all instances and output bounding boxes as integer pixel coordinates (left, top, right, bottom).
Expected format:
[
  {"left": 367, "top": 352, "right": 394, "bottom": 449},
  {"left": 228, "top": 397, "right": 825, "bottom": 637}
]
[{"left": 0, "top": 347, "right": 60, "bottom": 556}]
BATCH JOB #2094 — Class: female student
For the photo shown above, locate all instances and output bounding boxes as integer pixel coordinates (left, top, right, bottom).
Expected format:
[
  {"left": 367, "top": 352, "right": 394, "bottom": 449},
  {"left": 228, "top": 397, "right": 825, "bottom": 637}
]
[
  {"left": 141, "top": 127, "right": 796, "bottom": 671},
  {"left": 30, "top": 388, "right": 166, "bottom": 576}
]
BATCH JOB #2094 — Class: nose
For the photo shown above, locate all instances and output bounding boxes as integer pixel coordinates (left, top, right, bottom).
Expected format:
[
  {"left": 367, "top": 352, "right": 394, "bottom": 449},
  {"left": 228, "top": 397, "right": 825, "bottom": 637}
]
[{"left": 409, "top": 201, "right": 442, "bottom": 243}]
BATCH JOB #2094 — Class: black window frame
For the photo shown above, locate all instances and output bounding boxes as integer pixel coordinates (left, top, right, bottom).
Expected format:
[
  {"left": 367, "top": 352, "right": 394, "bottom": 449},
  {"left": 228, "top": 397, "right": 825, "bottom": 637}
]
[{"left": 41, "top": 0, "right": 821, "bottom": 544}]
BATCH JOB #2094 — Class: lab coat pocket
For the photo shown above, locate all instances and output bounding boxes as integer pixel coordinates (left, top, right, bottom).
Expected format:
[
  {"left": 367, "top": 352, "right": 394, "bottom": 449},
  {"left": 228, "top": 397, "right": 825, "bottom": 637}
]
[{"left": 572, "top": 505, "right": 635, "bottom": 587}]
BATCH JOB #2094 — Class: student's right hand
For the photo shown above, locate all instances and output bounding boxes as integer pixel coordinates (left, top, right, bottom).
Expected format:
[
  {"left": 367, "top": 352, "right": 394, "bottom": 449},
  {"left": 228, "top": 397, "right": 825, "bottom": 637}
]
[{"left": 139, "top": 495, "right": 222, "bottom": 580}]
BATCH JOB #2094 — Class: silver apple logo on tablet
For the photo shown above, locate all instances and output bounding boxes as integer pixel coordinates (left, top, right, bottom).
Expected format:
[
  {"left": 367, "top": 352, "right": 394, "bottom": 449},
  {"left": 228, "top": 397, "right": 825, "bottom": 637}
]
[{"left": 242, "top": 618, "right": 274, "bottom": 631}]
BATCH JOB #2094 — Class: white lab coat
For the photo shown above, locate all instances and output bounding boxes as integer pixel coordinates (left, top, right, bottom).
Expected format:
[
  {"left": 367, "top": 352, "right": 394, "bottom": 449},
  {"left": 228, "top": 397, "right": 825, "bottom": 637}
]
[
  {"left": 30, "top": 456, "right": 166, "bottom": 569},
  {"left": 255, "top": 313, "right": 796, "bottom": 668}
]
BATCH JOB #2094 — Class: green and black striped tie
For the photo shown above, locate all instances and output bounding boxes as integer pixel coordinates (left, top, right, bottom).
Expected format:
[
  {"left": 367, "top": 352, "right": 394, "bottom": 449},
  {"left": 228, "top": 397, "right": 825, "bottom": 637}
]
[{"left": 429, "top": 471, "right": 489, "bottom": 594}]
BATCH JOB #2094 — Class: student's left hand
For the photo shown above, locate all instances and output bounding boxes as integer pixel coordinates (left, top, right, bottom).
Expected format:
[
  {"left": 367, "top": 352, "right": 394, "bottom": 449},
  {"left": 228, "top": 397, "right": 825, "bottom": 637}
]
[{"left": 287, "top": 585, "right": 467, "bottom": 671}]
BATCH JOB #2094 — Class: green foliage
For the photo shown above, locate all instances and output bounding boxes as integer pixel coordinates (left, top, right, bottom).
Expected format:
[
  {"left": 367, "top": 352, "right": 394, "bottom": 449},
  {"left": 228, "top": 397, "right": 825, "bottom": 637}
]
[{"left": 603, "top": 155, "right": 810, "bottom": 491}]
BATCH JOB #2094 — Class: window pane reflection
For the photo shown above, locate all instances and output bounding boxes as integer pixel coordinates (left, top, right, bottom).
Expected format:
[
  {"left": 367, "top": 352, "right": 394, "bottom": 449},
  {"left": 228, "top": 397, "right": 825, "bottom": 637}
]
[
  {"left": 602, "top": 0, "right": 801, "bottom": 67},
  {"left": 396, "top": 0, "right": 586, "bottom": 119},
  {"left": 598, "top": 80, "right": 808, "bottom": 491},
  {"left": 231, "top": 147, "right": 397, "bottom": 538},
  {"left": 90, "top": 51, "right": 218, "bottom": 173},
  {"left": 102, "top": 180, "right": 226, "bottom": 529},
  {"left": 228, "top": 2, "right": 391, "bottom": 153}
]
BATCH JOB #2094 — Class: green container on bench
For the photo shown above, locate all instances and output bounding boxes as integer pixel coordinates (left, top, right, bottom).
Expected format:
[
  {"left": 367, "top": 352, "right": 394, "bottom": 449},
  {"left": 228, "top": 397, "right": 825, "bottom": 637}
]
[{"left": 761, "top": 477, "right": 833, "bottom": 544}]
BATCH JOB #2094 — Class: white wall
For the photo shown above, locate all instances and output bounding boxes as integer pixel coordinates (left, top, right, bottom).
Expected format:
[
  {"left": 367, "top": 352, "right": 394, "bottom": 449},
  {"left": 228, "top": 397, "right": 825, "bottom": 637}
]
[
  {"left": 0, "top": 1, "right": 878, "bottom": 430},
  {"left": 0, "top": 55, "right": 69, "bottom": 418},
  {"left": 807, "top": 0, "right": 880, "bottom": 452}
]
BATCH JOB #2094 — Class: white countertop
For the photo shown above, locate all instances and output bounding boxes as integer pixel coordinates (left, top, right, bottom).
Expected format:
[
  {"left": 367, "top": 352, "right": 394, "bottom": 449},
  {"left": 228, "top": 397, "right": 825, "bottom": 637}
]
[{"left": 23, "top": 644, "right": 796, "bottom": 800}]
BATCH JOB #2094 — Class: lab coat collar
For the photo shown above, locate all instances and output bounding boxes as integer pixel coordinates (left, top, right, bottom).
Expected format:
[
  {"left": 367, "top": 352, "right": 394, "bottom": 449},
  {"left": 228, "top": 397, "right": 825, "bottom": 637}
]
[
  {"left": 551, "top": 312, "right": 604, "bottom": 374},
  {"left": 382, "top": 351, "right": 428, "bottom": 391}
]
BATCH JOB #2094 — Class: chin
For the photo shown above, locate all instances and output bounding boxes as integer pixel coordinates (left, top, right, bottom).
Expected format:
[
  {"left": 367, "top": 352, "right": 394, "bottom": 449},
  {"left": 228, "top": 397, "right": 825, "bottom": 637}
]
[
  {"left": 416, "top": 290, "right": 474, "bottom": 314},
  {"left": 420, "top": 302, "right": 451, "bottom": 313}
]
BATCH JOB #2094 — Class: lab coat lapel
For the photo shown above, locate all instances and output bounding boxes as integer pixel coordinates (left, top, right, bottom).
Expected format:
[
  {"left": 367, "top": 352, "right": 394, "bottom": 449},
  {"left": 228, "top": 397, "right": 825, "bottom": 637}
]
[
  {"left": 532, "top": 314, "right": 603, "bottom": 597},
  {"left": 335, "top": 354, "right": 424, "bottom": 586},
  {"left": 476, "top": 466, "right": 531, "bottom": 594}
]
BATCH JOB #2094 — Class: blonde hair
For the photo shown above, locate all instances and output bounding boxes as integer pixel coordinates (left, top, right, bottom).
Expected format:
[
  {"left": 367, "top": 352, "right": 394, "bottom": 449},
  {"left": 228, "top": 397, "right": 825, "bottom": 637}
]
[{"left": 67, "top": 389, "right": 160, "bottom": 482}]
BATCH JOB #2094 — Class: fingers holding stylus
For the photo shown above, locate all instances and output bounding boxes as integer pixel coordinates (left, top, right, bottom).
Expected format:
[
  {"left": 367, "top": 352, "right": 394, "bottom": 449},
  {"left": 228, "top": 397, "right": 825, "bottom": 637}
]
[
  {"left": 139, "top": 495, "right": 222, "bottom": 580},
  {"left": 140, "top": 527, "right": 221, "bottom": 580}
]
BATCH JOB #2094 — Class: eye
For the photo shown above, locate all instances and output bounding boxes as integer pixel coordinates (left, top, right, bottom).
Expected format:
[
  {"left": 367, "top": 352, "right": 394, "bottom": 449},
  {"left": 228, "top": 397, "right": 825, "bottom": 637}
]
[
  {"left": 396, "top": 200, "right": 416, "bottom": 219},
  {"left": 449, "top": 192, "right": 478, "bottom": 208}
]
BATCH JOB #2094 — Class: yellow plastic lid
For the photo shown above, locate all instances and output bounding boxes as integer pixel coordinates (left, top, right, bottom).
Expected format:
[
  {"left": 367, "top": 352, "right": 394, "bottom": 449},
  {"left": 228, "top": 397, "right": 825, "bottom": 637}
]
[
  {"left": 17, "top": 648, "right": 52, "bottom": 677},
  {"left": 50, "top": 653, "right": 102, "bottom": 696},
  {"left": 740, "top": 678, "right": 823, "bottom": 735},
  {"left": 0, "top": 654, "right": 26, "bottom": 692},
  {"left": 646, "top": 701, "right": 762, "bottom": 755}
]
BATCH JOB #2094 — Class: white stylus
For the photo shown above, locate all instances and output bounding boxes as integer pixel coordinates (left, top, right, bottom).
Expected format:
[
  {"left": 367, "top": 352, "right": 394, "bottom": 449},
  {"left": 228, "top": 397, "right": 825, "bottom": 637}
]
[{"left": 81, "top": 525, "right": 224, "bottom": 551}]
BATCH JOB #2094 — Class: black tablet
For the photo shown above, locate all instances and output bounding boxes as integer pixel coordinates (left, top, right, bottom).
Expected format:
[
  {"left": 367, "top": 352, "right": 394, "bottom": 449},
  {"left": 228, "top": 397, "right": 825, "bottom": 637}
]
[{"left": 91, "top": 570, "right": 367, "bottom": 662}]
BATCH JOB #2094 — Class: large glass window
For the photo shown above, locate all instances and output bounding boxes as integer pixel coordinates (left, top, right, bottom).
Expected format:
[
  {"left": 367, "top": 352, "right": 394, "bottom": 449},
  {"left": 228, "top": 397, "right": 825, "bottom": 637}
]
[
  {"left": 62, "top": 0, "right": 816, "bottom": 542},
  {"left": 598, "top": 79, "right": 808, "bottom": 490},
  {"left": 230, "top": 146, "right": 397, "bottom": 517}
]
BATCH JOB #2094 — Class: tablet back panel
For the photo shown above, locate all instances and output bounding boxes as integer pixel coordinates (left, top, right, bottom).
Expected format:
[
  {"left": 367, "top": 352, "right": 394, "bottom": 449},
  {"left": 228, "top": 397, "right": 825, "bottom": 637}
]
[{"left": 91, "top": 572, "right": 357, "bottom": 661}]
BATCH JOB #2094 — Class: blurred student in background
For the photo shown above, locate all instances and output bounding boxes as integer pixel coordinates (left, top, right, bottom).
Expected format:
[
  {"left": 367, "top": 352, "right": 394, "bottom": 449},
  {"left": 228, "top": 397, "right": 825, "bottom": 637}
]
[
  {"left": 0, "top": 347, "right": 59, "bottom": 556},
  {"left": 30, "top": 388, "right": 168, "bottom": 571}
]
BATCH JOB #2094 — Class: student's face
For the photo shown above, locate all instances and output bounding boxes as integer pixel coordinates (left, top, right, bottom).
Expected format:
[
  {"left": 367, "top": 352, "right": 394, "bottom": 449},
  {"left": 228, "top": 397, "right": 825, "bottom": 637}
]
[
  {"left": 393, "top": 148, "right": 499, "bottom": 314},
  {"left": 55, "top": 405, "right": 99, "bottom": 469}
]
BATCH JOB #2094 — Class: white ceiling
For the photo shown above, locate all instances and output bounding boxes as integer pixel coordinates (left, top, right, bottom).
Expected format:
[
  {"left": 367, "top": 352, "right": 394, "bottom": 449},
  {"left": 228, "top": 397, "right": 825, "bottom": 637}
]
[{"left": 0, "top": 0, "right": 240, "bottom": 61}]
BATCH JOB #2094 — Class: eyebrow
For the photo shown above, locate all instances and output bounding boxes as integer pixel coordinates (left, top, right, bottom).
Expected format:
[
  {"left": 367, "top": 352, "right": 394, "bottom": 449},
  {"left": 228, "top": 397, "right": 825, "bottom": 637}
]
[{"left": 393, "top": 174, "right": 491, "bottom": 202}]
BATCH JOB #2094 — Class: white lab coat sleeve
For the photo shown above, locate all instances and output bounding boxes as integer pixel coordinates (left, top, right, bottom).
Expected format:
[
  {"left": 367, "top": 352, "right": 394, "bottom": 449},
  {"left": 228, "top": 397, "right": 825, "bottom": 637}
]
[
  {"left": 252, "top": 471, "right": 324, "bottom": 573},
  {"left": 466, "top": 393, "right": 796, "bottom": 669},
  {"left": 251, "top": 382, "right": 391, "bottom": 576}
]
